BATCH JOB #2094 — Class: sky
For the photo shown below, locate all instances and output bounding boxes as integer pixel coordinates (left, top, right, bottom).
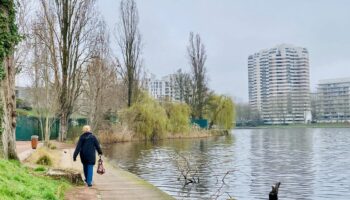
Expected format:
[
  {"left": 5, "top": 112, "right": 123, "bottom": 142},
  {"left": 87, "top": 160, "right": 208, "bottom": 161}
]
[{"left": 98, "top": 0, "right": 350, "bottom": 102}]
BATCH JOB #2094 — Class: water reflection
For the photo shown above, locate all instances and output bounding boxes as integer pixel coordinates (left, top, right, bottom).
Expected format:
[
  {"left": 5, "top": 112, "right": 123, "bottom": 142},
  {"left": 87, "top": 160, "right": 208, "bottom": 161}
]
[
  {"left": 103, "top": 129, "right": 350, "bottom": 200},
  {"left": 248, "top": 129, "right": 314, "bottom": 200}
]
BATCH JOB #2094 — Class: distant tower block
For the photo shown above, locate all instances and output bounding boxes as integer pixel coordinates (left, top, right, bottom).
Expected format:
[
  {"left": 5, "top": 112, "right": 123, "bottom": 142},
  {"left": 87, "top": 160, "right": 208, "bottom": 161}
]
[{"left": 248, "top": 44, "right": 311, "bottom": 124}]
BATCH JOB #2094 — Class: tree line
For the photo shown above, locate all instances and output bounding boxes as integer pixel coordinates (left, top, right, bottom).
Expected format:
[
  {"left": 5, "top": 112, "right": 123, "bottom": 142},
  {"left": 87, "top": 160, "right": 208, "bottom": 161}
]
[{"left": 0, "top": 0, "right": 235, "bottom": 159}]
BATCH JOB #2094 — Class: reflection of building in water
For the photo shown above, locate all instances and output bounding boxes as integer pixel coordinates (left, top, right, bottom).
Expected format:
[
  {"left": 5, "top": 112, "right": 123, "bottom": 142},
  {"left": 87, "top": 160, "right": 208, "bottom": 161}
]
[
  {"left": 248, "top": 44, "right": 311, "bottom": 124},
  {"left": 317, "top": 78, "right": 350, "bottom": 122}
]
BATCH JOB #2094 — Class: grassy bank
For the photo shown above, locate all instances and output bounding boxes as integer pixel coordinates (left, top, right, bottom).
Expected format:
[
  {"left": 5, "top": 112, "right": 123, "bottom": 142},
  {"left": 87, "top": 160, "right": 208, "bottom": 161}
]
[
  {"left": 0, "top": 159, "right": 70, "bottom": 200},
  {"left": 236, "top": 123, "right": 350, "bottom": 129},
  {"left": 96, "top": 126, "right": 228, "bottom": 144}
]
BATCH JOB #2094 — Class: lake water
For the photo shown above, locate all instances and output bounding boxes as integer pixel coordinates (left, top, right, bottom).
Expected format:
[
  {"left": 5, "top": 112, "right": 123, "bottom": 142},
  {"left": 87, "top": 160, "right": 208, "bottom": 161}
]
[{"left": 103, "top": 128, "right": 350, "bottom": 200}]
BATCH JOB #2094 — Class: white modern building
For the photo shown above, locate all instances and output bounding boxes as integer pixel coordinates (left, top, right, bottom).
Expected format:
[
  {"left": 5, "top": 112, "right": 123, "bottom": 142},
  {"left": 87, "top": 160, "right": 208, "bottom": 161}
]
[
  {"left": 146, "top": 74, "right": 180, "bottom": 101},
  {"left": 317, "top": 78, "right": 350, "bottom": 122},
  {"left": 248, "top": 44, "right": 311, "bottom": 124}
]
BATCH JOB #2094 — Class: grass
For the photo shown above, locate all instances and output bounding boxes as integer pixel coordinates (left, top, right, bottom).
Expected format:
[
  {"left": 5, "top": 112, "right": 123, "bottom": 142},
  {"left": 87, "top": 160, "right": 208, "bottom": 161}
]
[
  {"left": 0, "top": 159, "right": 70, "bottom": 200},
  {"left": 25, "top": 147, "right": 61, "bottom": 168}
]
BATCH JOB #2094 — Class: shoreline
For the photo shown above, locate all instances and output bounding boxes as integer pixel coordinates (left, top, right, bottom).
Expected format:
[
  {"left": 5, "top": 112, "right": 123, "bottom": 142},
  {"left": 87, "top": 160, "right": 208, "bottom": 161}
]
[
  {"left": 235, "top": 123, "right": 350, "bottom": 129},
  {"left": 97, "top": 129, "right": 229, "bottom": 145},
  {"left": 18, "top": 141, "right": 174, "bottom": 200}
]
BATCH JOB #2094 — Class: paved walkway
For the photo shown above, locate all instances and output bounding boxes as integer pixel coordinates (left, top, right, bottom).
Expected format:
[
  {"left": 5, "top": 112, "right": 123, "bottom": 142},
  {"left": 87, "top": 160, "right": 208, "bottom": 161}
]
[
  {"left": 17, "top": 141, "right": 43, "bottom": 161},
  {"left": 17, "top": 141, "right": 173, "bottom": 200}
]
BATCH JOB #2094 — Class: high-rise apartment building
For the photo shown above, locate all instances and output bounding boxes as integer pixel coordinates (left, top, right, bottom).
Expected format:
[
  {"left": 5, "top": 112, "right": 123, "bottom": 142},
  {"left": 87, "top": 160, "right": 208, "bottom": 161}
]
[
  {"left": 317, "top": 78, "right": 350, "bottom": 122},
  {"left": 248, "top": 44, "right": 311, "bottom": 124}
]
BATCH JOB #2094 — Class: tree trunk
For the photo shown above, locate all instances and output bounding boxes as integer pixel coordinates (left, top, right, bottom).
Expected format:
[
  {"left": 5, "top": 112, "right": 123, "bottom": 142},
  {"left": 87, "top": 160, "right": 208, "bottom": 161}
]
[
  {"left": 59, "top": 112, "right": 68, "bottom": 142},
  {"left": 45, "top": 115, "right": 50, "bottom": 145},
  {"left": 128, "top": 78, "right": 133, "bottom": 107},
  {"left": 1, "top": 56, "right": 18, "bottom": 160}
]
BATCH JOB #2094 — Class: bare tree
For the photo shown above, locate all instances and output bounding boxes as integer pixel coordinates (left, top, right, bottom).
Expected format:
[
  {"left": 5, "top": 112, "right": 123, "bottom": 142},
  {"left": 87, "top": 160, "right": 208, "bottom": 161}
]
[
  {"left": 0, "top": 0, "right": 22, "bottom": 160},
  {"left": 14, "top": 0, "right": 33, "bottom": 73},
  {"left": 29, "top": 22, "right": 59, "bottom": 145},
  {"left": 117, "top": 0, "right": 142, "bottom": 107},
  {"left": 236, "top": 103, "right": 262, "bottom": 125},
  {"left": 36, "top": 0, "right": 98, "bottom": 141},
  {"left": 187, "top": 32, "right": 208, "bottom": 119},
  {"left": 80, "top": 21, "right": 120, "bottom": 132},
  {"left": 174, "top": 69, "right": 192, "bottom": 104}
]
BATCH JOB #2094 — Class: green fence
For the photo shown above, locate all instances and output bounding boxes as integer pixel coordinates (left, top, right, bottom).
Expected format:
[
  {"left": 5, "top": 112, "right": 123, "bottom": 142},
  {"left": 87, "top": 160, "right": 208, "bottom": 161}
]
[
  {"left": 16, "top": 116, "right": 87, "bottom": 141},
  {"left": 191, "top": 118, "right": 208, "bottom": 129}
]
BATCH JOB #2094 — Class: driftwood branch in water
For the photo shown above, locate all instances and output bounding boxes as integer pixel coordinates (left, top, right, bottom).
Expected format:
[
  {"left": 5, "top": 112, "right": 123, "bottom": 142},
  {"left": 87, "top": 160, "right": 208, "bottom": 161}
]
[{"left": 269, "top": 182, "right": 281, "bottom": 200}]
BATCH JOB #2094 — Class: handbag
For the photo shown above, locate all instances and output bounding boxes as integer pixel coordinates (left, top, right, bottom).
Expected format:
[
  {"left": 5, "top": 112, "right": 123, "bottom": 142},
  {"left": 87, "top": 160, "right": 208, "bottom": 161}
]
[{"left": 97, "top": 155, "right": 105, "bottom": 175}]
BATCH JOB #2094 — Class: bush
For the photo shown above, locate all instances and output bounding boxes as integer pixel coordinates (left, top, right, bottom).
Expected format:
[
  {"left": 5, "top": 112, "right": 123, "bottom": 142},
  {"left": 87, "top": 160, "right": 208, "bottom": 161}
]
[
  {"left": 163, "top": 102, "right": 191, "bottom": 133},
  {"left": 34, "top": 166, "right": 47, "bottom": 172},
  {"left": 97, "top": 125, "right": 134, "bottom": 144},
  {"left": 120, "top": 93, "right": 168, "bottom": 141},
  {"left": 36, "top": 155, "right": 53, "bottom": 166},
  {"left": 16, "top": 109, "right": 29, "bottom": 116},
  {"left": 47, "top": 142, "right": 57, "bottom": 150}
]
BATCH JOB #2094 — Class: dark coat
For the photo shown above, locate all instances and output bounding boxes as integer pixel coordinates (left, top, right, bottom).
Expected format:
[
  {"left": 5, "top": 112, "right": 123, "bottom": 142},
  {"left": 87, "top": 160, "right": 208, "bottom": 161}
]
[{"left": 73, "top": 132, "right": 103, "bottom": 165}]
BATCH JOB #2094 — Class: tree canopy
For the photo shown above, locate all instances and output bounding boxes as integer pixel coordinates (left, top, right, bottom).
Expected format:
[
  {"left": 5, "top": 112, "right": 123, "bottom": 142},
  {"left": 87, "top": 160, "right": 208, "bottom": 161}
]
[{"left": 206, "top": 94, "right": 235, "bottom": 130}]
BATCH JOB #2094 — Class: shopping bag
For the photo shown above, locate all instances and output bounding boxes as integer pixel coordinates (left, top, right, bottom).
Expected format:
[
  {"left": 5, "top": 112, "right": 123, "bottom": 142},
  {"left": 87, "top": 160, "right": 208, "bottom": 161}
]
[{"left": 97, "top": 155, "right": 105, "bottom": 175}]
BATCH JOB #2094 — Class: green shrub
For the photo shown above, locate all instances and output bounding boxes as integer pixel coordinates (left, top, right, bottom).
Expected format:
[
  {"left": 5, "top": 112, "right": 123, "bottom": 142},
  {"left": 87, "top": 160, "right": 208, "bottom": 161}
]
[
  {"left": 16, "top": 109, "right": 29, "bottom": 116},
  {"left": 121, "top": 93, "right": 168, "bottom": 141},
  {"left": 47, "top": 142, "right": 57, "bottom": 150},
  {"left": 34, "top": 166, "right": 47, "bottom": 172},
  {"left": 163, "top": 102, "right": 191, "bottom": 133},
  {"left": 36, "top": 155, "right": 52, "bottom": 166}
]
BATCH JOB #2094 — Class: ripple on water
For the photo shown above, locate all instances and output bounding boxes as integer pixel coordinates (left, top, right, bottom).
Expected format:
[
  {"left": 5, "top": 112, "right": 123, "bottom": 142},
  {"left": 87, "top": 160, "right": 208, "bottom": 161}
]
[{"left": 104, "top": 128, "right": 350, "bottom": 200}]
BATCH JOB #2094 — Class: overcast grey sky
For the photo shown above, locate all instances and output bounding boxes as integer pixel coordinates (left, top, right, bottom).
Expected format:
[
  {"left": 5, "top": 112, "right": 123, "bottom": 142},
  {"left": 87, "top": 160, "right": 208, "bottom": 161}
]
[{"left": 97, "top": 0, "right": 350, "bottom": 102}]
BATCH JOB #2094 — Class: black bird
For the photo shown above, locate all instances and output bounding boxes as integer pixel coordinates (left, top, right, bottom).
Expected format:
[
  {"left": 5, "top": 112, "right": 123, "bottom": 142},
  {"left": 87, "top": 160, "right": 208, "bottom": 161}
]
[{"left": 269, "top": 182, "right": 281, "bottom": 200}]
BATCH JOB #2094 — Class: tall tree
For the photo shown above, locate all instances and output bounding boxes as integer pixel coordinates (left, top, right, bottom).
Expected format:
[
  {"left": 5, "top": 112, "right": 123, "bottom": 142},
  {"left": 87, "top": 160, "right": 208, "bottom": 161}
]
[
  {"left": 174, "top": 69, "right": 192, "bottom": 104},
  {"left": 117, "top": 0, "right": 142, "bottom": 107},
  {"left": 0, "top": 0, "right": 21, "bottom": 159},
  {"left": 30, "top": 22, "right": 58, "bottom": 146},
  {"left": 36, "top": 0, "right": 98, "bottom": 141},
  {"left": 82, "top": 21, "right": 120, "bottom": 132},
  {"left": 187, "top": 32, "right": 208, "bottom": 119}
]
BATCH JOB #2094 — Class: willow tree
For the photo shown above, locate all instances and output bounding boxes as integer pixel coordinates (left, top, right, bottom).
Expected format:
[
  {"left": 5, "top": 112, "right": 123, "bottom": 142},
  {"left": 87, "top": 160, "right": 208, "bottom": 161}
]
[
  {"left": 117, "top": 0, "right": 142, "bottom": 107},
  {"left": 187, "top": 32, "right": 208, "bottom": 119},
  {"left": 0, "top": 0, "right": 21, "bottom": 159},
  {"left": 206, "top": 94, "right": 235, "bottom": 130},
  {"left": 36, "top": 0, "right": 98, "bottom": 141}
]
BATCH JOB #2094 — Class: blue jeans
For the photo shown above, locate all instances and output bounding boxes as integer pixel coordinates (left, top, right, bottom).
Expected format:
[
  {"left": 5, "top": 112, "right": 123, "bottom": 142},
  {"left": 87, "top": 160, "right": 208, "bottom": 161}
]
[{"left": 83, "top": 164, "right": 94, "bottom": 186}]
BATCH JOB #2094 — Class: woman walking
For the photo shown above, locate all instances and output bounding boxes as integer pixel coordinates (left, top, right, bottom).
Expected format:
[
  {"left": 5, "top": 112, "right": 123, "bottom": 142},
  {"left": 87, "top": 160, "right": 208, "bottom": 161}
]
[{"left": 73, "top": 125, "right": 103, "bottom": 187}]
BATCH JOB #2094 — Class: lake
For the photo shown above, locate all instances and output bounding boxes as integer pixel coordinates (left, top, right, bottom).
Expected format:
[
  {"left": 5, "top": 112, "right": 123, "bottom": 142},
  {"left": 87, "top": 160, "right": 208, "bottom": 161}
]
[{"left": 103, "top": 128, "right": 350, "bottom": 200}]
